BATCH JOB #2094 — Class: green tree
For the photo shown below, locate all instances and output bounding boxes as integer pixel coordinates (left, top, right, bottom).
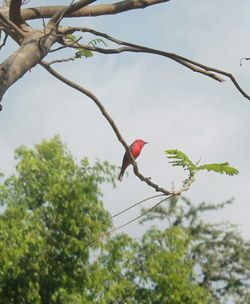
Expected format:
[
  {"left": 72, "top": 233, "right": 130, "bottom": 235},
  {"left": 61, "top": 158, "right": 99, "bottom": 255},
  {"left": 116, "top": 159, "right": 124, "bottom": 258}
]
[
  {"left": 140, "top": 196, "right": 250, "bottom": 303},
  {"left": 91, "top": 228, "right": 211, "bottom": 304},
  {"left": 0, "top": 137, "right": 211, "bottom": 304},
  {"left": 0, "top": 136, "right": 116, "bottom": 303}
]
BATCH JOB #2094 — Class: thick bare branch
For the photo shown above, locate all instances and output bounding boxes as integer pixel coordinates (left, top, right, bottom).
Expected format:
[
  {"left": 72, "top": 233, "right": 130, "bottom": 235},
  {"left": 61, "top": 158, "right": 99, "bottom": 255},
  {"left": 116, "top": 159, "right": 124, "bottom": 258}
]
[
  {"left": 48, "top": 0, "right": 97, "bottom": 25},
  {"left": 9, "top": 0, "right": 30, "bottom": 31},
  {"left": 0, "top": 27, "right": 58, "bottom": 102},
  {"left": 21, "top": 0, "right": 170, "bottom": 21},
  {"left": 9, "top": 0, "right": 23, "bottom": 25}
]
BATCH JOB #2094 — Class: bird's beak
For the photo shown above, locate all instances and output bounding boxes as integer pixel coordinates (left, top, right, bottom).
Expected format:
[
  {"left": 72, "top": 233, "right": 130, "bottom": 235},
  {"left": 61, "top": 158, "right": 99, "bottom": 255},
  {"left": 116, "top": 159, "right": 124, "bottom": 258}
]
[{"left": 144, "top": 142, "right": 149, "bottom": 144}]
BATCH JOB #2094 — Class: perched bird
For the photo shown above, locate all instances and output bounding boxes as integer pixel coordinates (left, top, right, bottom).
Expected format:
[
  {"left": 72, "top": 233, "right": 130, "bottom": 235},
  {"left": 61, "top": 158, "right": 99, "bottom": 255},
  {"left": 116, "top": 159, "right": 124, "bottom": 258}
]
[{"left": 118, "top": 139, "right": 148, "bottom": 181}]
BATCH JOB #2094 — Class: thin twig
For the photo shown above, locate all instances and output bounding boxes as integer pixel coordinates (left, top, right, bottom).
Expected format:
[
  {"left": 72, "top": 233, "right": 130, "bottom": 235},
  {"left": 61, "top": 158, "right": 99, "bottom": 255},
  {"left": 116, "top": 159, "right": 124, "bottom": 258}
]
[
  {"left": 240, "top": 57, "right": 250, "bottom": 66},
  {"left": 46, "top": 55, "right": 78, "bottom": 65},
  {"left": 108, "top": 195, "right": 172, "bottom": 234},
  {"left": 84, "top": 195, "right": 172, "bottom": 248},
  {"left": 49, "top": 36, "right": 82, "bottom": 53},
  {"left": 79, "top": 193, "right": 166, "bottom": 230},
  {"left": 0, "top": 31, "right": 8, "bottom": 50}
]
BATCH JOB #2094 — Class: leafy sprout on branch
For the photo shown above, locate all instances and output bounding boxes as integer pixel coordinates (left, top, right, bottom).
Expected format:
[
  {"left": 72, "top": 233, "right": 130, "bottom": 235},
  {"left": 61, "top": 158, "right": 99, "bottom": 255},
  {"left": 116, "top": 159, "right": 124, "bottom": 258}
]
[
  {"left": 65, "top": 34, "right": 108, "bottom": 59},
  {"left": 166, "top": 149, "right": 239, "bottom": 177}
]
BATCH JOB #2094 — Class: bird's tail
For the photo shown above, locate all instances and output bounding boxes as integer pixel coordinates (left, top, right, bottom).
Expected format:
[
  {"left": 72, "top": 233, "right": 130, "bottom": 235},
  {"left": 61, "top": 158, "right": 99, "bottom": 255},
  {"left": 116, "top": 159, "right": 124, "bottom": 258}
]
[{"left": 118, "top": 168, "right": 125, "bottom": 181}]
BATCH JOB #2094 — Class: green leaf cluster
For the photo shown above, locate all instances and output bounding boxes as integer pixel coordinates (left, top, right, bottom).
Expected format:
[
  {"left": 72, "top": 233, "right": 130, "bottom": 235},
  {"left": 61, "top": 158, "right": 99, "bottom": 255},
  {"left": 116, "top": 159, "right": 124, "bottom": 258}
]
[
  {"left": 89, "top": 229, "right": 211, "bottom": 304},
  {"left": 0, "top": 136, "right": 117, "bottom": 303},
  {"left": 166, "top": 149, "right": 239, "bottom": 176},
  {"left": 65, "top": 34, "right": 107, "bottom": 59},
  {"left": 140, "top": 196, "right": 250, "bottom": 303}
]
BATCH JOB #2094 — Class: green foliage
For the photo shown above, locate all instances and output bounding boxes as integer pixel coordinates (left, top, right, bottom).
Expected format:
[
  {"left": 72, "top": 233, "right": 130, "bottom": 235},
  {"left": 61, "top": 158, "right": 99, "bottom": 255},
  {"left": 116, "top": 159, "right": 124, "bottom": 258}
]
[
  {"left": 166, "top": 149, "right": 197, "bottom": 174},
  {"left": 65, "top": 34, "right": 107, "bottom": 59},
  {"left": 0, "top": 137, "right": 247, "bottom": 304},
  {"left": 198, "top": 162, "right": 239, "bottom": 176},
  {"left": 140, "top": 196, "right": 250, "bottom": 303},
  {"left": 89, "top": 229, "right": 211, "bottom": 303},
  {"left": 88, "top": 38, "right": 108, "bottom": 47},
  {"left": 166, "top": 149, "right": 239, "bottom": 176},
  {"left": 0, "top": 136, "right": 117, "bottom": 304}
]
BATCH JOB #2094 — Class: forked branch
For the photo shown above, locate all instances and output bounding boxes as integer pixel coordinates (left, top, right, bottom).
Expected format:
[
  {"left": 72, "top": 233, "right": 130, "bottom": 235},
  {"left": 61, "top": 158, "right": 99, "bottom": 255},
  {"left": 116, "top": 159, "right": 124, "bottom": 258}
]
[{"left": 58, "top": 27, "right": 250, "bottom": 101}]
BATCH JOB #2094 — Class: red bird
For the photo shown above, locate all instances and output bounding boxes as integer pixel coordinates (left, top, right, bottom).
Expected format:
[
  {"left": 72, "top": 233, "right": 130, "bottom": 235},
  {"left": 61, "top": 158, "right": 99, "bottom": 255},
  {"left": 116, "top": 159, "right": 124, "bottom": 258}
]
[{"left": 118, "top": 139, "right": 148, "bottom": 181}]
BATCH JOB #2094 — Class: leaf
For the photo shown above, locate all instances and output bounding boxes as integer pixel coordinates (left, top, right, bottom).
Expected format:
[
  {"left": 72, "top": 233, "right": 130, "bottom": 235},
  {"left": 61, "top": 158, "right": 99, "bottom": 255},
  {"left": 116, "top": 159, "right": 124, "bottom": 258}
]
[
  {"left": 75, "top": 48, "right": 93, "bottom": 59},
  {"left": 198, "top": 163, "right": 239, "bottom": 176},
  {"left": 165, "top": 149, "right": 197, "bottom": 173},
  {"left": 65, "top": 34, "right": 77, "bottom": 42},
  {"left": 88, "top": 38, "right": 108, "bottom": 47},
  {"left": 165, "top": 149, "right": 239, "bottom": 176}
]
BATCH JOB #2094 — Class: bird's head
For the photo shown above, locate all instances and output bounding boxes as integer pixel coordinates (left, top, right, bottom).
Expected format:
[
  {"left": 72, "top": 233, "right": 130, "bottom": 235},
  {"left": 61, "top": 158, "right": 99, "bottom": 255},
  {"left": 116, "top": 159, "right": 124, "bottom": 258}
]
[{"left": 134, "top": 139, "right": 148, "bottom": 149}]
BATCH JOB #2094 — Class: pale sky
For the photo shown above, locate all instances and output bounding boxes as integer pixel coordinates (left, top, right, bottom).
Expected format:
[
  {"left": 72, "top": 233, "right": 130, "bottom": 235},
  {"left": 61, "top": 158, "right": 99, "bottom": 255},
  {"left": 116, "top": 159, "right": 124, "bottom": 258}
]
[{"left": 1, "top": 0, "right": 250, "bottom": 238}]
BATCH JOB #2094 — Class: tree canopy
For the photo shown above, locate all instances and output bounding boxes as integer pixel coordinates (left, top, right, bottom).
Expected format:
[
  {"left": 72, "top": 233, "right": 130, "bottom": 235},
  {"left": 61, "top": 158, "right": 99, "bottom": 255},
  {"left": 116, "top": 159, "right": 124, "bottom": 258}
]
[{"left": 0, "top": 137, "right": 249, "bottom": 303}]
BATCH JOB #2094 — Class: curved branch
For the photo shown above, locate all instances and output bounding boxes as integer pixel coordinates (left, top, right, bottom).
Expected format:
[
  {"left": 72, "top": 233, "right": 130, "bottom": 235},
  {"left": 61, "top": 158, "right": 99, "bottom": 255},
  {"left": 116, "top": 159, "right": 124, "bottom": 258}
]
[
  {"left": 61, "top": 26, "right": 250, "bottom": 101},
  {"left": 21, "top": 0, "right": 170, "bottom": 21},
  {"left": 40, "top": 60, "right": 172, "bottom": 195},
  {"left": 60, "top": 36, "right": 224, "bottom": 82}
]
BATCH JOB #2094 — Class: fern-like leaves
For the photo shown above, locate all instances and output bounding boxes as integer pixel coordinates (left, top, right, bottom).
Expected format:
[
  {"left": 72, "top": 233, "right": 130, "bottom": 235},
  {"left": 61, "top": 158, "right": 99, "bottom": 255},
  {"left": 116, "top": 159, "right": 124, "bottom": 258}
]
[
  {"left": 65, "top": 35, "right": 108, "bottom": 59},
  {"left": 165, "top": 149, "right": 239, "bottom": 176}
]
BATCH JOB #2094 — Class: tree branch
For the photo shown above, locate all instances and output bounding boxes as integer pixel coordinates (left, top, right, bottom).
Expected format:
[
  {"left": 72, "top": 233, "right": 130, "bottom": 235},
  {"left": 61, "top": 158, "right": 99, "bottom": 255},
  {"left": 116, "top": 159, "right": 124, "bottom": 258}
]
[
  {"left": 40, "top": 60, "right": 173, "bottom": 195},
  {"left": 107, "top": 195, "right": 172, "bottom": 235},
  {"left": 85, "top": 195, "right": 173, "bottom": 247},
  {"left": 9, "top": 0, "right": 30, "bottom": 31},
  {"left": 46, "top": 55, "right": 78, "bottom": 65},
  {"left": 0, "top": 12, "right": 24, "bottom": 40},
  {"left": 0, "top": 28, "right": 58, "bottom": 103},
  {"left": 21, "top": 0, "right": 171, "bottom": 21},
  {"left": 60, "top": 26, "right": 250, "bottom": 101},
  {"left": 60, "top": 35, "right": 224, "bottom": 82},
  {"left": 80, "top": 194, "right": 166, "bottom": 231},
  {"left": 9, "top": 0, "right": 23, "bottom": 25},
  {"left": 48, "top": 0, "right": 97, "bottom": 25}
]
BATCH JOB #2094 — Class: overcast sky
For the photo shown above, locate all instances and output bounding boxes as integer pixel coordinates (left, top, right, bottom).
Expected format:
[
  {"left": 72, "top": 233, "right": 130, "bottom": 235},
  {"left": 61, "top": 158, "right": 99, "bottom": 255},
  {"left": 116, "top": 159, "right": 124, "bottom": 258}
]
[{"left": 1, "top": 0, "right": 250, "bottom": 238}]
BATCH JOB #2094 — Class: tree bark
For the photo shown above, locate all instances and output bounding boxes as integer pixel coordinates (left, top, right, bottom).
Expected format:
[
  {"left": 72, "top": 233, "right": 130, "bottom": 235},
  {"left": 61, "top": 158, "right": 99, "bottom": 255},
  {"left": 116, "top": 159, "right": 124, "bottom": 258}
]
[
  {"left": 20, "top": 0, "right": 170, "bottom": 20},
  {"left": 0, "top": 29, "right": 58, "bottom": 101}
]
